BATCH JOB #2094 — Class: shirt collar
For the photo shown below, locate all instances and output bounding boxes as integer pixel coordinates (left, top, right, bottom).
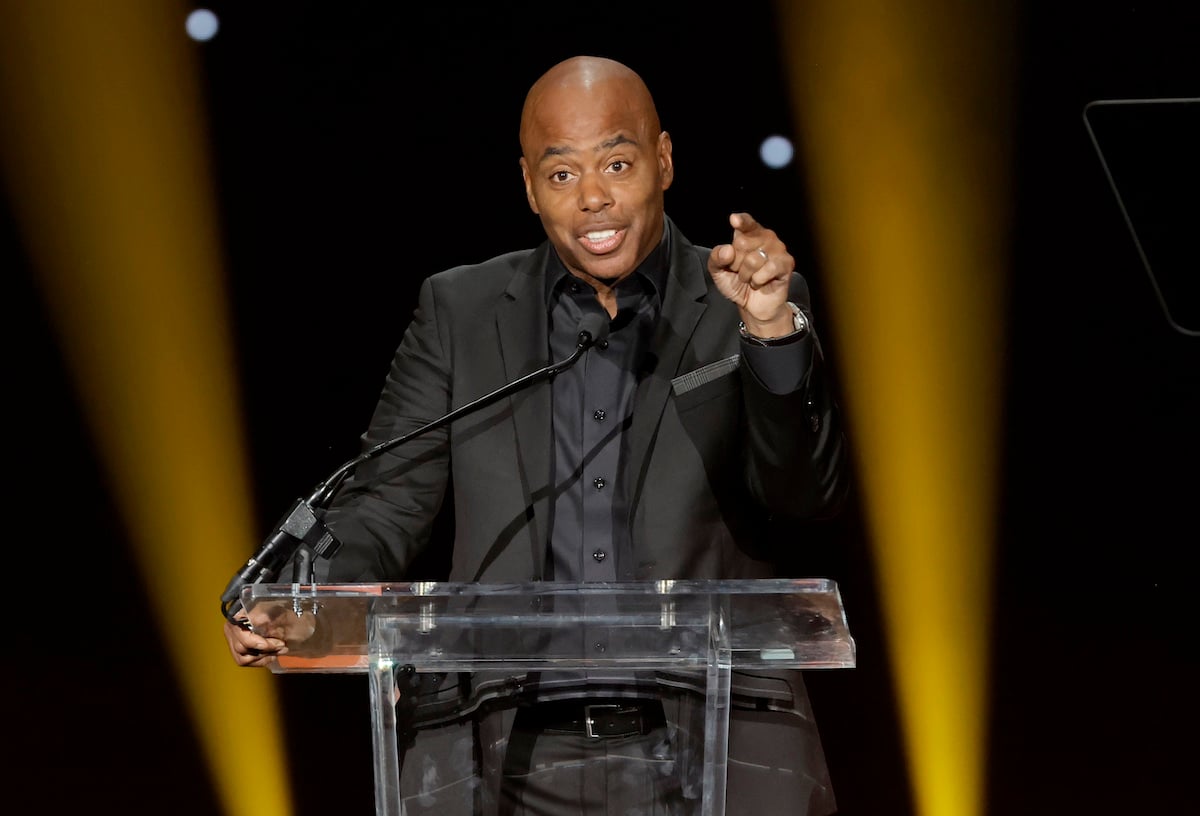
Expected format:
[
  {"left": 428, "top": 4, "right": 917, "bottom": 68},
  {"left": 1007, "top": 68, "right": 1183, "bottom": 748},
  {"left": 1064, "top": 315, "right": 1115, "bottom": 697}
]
[{"left": 544, "top": 225, "right": 672, "bottom": 308}]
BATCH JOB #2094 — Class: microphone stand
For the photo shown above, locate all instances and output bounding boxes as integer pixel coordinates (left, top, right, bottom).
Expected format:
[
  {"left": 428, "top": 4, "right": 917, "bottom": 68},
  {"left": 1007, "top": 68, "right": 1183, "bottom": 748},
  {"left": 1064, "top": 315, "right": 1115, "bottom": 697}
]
[{"left": 221, "top": 320, "right": 607, "bottom": 624}]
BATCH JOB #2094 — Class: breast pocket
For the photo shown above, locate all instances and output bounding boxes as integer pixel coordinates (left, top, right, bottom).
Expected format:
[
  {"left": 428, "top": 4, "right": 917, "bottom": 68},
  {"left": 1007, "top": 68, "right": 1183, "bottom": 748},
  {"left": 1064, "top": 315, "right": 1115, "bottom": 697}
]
[
  {"left": 668, "top": 355, "right": 743, "bottom": 478},
  {"left": 670, "top": 354, "right": 741, "bottom": 414}
]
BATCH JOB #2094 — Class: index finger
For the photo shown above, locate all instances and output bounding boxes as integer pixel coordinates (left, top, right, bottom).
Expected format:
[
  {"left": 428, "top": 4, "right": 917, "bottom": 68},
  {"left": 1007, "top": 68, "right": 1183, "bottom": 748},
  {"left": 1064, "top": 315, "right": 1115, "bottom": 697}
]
[{"left": 729, "top": 212, "right": 762, "bottom": 237}]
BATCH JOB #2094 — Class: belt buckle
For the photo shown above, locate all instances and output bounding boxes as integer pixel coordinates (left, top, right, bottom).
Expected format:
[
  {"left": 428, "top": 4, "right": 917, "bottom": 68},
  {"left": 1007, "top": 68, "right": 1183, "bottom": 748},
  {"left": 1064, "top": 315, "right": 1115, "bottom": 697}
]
[{"left": 584, "top": 704, "right": 622, "bottom": 739}]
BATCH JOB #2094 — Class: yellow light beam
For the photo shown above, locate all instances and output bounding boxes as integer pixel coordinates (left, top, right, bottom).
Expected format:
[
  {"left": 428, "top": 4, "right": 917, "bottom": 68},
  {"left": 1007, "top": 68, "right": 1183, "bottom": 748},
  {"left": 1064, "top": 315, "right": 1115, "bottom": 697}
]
[
  {"left": 775, "top": 2, "right": 1014, "bottom": 814},
  {"left": 0, "top": 3, "right": 292, "bottom": 814}
]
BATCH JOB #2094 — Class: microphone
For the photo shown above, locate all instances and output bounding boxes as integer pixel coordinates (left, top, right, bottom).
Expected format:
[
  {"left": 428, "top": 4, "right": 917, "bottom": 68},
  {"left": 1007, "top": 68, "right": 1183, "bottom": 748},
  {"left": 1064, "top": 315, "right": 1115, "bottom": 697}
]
[
  {"left": 573, "top": 311, "right": 609, "bottom": 350},
  {"left": 221, "top": 312, "right": 611, "bottom": 623}
]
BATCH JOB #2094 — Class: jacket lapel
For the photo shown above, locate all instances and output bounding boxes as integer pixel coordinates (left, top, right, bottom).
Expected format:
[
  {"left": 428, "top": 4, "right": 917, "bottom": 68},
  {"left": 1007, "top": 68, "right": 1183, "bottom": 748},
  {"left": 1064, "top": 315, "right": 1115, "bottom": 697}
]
[
  {"left": 624, "top": 221, "right": 710, "bottom": 518},
  {"left": 494, "top": 245, "right": 553, "bottom": 575}
]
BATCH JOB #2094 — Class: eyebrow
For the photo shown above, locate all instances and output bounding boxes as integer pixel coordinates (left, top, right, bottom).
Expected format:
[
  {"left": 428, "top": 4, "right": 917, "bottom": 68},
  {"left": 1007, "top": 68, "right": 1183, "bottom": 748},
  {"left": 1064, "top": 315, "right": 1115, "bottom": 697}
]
[{"left": 539, "top": 133, "right": 640, "bottom": 162}]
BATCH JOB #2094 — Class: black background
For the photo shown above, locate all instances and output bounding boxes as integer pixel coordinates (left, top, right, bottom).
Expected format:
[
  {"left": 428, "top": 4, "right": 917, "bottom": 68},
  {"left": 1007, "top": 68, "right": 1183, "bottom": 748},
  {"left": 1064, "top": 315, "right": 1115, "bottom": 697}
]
[{"left": 8, "top": 1, "right": 1197, "bottom": 814}]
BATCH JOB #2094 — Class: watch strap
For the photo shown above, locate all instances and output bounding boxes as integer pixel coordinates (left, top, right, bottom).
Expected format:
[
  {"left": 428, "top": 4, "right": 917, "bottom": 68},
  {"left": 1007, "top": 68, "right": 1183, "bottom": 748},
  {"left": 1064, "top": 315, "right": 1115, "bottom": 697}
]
[{"left": 738, "top": 302, "right": 810, "bottom": 347}]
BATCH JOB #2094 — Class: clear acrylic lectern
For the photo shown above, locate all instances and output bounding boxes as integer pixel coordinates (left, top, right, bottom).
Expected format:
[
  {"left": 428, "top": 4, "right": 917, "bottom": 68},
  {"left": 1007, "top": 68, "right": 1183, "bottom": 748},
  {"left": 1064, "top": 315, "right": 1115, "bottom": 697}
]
[{"left": 243, "top": 578, "right": 855, "bottom": 816}]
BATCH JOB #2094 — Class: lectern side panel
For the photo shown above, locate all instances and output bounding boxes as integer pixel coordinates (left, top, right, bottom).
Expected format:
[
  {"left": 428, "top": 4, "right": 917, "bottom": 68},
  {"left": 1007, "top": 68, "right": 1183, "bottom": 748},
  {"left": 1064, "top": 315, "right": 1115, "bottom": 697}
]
[{"left": 384, "top": 682, "right": 712, "bottom": 815}]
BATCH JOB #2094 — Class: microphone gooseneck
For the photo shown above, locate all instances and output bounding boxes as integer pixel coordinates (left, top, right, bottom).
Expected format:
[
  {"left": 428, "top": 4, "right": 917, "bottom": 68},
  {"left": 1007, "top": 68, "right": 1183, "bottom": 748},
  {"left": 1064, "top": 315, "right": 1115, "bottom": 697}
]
[{"left": 220, "top": 313, "right": 611, "bottom": 623}]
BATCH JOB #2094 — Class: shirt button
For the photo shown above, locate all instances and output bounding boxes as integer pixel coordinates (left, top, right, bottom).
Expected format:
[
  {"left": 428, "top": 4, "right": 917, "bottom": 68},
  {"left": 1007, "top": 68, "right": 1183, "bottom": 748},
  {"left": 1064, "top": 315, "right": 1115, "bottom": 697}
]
[
  {"left": 593, "top": 409, "right": 606, "bottom": 422},
  {"left": 569, "top": 281, "right": 581, "bottom": 293},
  {"left": 593, "top": 476, "right": 606, "bottom": 490},
  {"left": 592, "top": 550, "right": 607, "bottom": 562},
  {"left": 597, "top": 339, "right": 609, "bottom": 350}
]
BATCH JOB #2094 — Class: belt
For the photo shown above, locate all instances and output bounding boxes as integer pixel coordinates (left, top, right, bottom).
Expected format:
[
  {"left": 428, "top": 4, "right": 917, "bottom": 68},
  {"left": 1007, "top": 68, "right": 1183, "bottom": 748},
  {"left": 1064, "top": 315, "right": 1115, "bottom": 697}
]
[{"left": 514, "top": 698, "right": 666, "bottom": 739}]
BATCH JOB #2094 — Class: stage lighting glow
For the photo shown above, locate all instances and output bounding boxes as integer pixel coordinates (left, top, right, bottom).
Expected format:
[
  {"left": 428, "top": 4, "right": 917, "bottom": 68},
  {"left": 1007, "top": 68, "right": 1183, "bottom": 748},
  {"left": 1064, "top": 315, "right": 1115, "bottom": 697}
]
[
  {"left": 186, "top": 9, "right": 219, "bottom": 41},
  {"left": 0, "top": 3, "right": 290, "bottom": 814},
  {"left": 776, "top": 2, "right": 1014, "bottom": 814},
  {"left": 760, "top": 134, "right": 795, "bottom": 168}
]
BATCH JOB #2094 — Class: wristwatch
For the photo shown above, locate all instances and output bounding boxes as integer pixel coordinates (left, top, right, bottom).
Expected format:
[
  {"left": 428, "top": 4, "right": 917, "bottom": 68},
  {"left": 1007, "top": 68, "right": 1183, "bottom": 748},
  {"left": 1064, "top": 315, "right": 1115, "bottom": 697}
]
[{"left": 738, "top": 302, "right": 810, "bottom": 346}]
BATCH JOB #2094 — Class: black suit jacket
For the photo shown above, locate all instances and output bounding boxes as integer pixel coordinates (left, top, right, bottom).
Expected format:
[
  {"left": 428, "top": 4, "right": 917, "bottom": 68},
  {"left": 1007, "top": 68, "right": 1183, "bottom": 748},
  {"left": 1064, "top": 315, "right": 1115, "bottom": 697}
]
[
  {"left": 322, "top": 216, "right": 847, "bottom": 584},
  {"left": 319, "top": 216, "right": 848, "bottom": 814}
]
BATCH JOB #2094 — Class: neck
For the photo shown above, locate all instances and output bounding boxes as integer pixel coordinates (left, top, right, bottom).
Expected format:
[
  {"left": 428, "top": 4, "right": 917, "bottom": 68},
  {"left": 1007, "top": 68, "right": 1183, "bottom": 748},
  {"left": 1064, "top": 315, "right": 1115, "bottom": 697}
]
[{"left": 565, "top": 270, "right": 624, "bottom": 317}]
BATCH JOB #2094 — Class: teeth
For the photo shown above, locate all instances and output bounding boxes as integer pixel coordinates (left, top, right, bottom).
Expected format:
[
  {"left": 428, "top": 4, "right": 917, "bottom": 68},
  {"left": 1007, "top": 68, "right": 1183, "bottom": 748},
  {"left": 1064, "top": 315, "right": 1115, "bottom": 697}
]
[{"left": 585, "top": 230, "right": 617, "bottom": 240}]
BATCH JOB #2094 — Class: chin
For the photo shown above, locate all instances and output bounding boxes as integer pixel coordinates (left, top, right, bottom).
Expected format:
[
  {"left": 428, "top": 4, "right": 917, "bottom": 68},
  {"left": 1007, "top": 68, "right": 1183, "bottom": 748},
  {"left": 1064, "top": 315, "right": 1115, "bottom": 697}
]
[{"left": 582, "top": 257, "right": 637, "bottom": 284}]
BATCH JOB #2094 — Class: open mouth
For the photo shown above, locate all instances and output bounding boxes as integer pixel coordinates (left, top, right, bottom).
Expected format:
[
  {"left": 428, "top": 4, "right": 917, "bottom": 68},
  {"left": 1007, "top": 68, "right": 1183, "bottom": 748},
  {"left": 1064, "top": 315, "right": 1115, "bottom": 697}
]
[{"left": 579, "top": 228, "right": 623, "bottom": 254}]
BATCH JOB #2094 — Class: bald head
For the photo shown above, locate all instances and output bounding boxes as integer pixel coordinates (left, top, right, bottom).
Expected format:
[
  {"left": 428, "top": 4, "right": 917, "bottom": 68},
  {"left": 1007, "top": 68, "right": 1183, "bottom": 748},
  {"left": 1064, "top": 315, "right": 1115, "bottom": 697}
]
[
  {"left": 517, "top": 55, "right": 674, "bottom": 297},
  {"left": 519, "top": 56, "right": 661, "bottom": 161}
]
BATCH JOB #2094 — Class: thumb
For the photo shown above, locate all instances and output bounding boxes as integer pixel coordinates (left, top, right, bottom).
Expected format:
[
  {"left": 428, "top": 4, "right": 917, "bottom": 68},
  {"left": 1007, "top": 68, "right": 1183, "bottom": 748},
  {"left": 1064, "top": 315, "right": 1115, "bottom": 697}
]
[{"left": 708, "top": 243, "right": 734, "bottom": 272}]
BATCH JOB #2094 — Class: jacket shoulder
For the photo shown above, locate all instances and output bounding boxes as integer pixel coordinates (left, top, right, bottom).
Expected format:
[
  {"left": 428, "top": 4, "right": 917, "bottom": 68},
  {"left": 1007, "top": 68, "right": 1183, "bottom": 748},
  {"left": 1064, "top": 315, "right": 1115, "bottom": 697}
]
[{"left": 428, "top": 248, "right": 537, "bottom": 290}]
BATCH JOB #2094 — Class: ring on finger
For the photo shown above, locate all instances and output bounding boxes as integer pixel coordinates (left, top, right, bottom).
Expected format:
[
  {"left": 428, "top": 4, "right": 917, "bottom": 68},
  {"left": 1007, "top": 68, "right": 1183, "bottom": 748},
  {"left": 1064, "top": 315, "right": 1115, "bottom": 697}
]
[{"left": 756, "top": 247, "right": 769, "bottom": 262}]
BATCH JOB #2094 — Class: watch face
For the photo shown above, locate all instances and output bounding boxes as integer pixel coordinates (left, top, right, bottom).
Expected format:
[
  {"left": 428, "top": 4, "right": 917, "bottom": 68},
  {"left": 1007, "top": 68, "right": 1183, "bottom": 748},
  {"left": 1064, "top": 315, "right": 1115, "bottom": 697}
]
[{"left": 787, "top": 303, "right": 809, "bottom": 336}]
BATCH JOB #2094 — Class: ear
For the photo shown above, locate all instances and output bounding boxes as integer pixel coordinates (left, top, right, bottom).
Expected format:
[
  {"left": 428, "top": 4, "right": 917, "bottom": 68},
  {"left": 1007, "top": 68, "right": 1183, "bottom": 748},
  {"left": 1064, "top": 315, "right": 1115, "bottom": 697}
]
[
  {"left": 519, "top": 158, "right": 540, "bottom": 214},
  {"left": 658, "top": 131, "right": 674, "bottom": 191}
]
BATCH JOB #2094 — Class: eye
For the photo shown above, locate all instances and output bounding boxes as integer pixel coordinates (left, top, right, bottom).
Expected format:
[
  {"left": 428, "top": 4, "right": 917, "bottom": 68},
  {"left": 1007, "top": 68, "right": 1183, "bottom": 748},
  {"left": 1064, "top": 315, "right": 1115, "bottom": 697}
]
[
  {"left": 608, "top": 160, "right": 629, "bottom": 173},
  {"left": 550, "top": 170, "right": 574, "bottom": 184}
]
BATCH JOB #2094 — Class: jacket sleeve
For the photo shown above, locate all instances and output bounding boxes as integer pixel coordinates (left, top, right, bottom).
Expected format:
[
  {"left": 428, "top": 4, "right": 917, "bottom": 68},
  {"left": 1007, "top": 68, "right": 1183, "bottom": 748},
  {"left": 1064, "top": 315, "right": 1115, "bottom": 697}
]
[
  {"left": 315, "top": 276, "right": 453, "bottom": 583},
  {"left": 737, "top": 273, "right": 850, "bottom": 519}
]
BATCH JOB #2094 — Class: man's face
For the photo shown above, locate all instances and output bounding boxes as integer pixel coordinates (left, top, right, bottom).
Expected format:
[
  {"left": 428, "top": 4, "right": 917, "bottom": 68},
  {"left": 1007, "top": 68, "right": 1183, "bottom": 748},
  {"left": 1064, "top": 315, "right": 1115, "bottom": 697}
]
[{"left": 520, "top": 81, "right": 673, "bottom": 288}]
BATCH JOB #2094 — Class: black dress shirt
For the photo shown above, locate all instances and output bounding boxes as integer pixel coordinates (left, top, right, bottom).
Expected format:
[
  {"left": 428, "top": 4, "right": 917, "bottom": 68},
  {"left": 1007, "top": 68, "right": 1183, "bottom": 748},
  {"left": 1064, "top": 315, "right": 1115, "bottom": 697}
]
[{"left": 545, "top": 237, "right": 669, "bottom": 582}]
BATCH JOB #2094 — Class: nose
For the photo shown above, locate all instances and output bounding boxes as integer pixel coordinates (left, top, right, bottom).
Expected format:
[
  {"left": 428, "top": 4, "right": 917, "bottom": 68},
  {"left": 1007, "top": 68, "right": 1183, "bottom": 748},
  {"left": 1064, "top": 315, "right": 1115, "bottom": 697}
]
[{"left": 577, "top": 171, "right": 612, "bottom": 212}]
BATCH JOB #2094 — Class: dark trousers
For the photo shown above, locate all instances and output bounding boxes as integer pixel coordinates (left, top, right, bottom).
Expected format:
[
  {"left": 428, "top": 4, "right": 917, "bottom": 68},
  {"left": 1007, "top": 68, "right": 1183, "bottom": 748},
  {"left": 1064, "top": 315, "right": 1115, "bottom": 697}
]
[
  {"left": 497, "top": 707, "right": 686, "bottom": 815},
  {"left": 398, "top": 692, "right": 835, "bottom": 815}
]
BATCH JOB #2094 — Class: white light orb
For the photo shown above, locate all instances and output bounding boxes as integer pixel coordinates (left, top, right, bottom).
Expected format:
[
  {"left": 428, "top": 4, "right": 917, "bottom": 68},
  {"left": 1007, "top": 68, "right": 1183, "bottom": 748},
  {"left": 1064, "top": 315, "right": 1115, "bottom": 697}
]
[
  {"left": 186, "top": 9, "right": 219, "bottom": 42},
  {"left": 759, "top": 135, "right": 795, "bottom": 169}
]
